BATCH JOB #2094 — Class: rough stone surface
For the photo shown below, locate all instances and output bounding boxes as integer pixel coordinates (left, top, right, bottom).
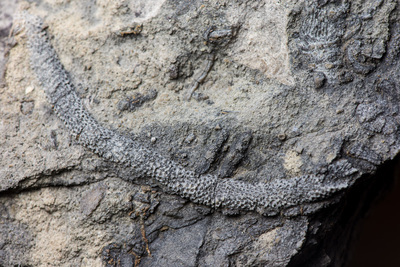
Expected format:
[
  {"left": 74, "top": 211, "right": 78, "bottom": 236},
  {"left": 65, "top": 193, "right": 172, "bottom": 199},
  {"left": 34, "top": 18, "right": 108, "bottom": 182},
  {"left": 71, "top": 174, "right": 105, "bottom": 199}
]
[
  {"left": 0, "top": 0, "right": 19, "bottom": 87},
  {"left": 1, "top": 0, "right": 400, "bottom": 266}
]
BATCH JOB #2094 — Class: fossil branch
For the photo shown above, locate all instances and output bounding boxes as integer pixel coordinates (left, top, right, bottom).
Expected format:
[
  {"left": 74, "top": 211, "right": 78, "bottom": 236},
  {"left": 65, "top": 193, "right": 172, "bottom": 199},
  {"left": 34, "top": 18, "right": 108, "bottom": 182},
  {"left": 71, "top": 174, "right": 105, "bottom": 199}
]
[{"left": 21, "top": 12, "right": 348, "bottom": 216}]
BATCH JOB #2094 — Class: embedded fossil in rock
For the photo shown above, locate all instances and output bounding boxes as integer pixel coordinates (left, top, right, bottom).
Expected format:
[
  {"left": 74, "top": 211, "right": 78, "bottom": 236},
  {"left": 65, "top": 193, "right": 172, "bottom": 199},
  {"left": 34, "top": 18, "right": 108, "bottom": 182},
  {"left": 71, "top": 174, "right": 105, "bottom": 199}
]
[
  {"left": 185, "top": 53, "right": 215, "bottom": 101},
  {"left": 298, "top": 1, "right": 349, "bottom": 83},
  {"left": 117, "top": 89, "right": 158, "bottom": 112},
  {"left": 21, "top": 12, "right": 350, "bottom": 217},
  {"left": 185, "top": 25, "right": 238, "bottom": 101},
  {"left": 295, "top": 0, "right": 396, "bottom": 86},
  {"left": 203, "top": 25, "right": 238, "bottom": 45}
]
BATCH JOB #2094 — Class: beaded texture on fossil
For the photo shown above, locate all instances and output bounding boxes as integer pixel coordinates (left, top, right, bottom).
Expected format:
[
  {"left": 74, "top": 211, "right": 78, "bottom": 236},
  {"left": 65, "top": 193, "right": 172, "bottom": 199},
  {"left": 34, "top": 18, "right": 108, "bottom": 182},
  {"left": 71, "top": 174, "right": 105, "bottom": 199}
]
[{"left": 22, "top": 12, "right": 349, "bottom": 217}]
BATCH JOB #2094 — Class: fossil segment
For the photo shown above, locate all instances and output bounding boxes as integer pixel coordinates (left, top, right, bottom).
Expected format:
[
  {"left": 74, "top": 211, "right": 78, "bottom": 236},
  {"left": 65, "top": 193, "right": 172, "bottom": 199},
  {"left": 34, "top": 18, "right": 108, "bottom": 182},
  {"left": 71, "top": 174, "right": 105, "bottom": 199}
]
[
  {"left": 23, "top": 12, "right": 349, "bottom": 216},
  {"left": 291, "top": 0, "right": 396, "bottom": 86},
  {"left": 298, "top": 1, "right": 349, "bottom": 82}
]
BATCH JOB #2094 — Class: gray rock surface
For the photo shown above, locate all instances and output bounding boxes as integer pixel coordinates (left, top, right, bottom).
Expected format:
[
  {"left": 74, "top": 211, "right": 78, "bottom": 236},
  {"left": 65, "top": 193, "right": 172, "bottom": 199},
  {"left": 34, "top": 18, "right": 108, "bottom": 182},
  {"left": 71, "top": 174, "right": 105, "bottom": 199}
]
[
  {"left": 1, "top": 0, "right": 400, "bottom": 266},
  {"left": 0, "top": 0, "right": 18, "bottom": 87}
]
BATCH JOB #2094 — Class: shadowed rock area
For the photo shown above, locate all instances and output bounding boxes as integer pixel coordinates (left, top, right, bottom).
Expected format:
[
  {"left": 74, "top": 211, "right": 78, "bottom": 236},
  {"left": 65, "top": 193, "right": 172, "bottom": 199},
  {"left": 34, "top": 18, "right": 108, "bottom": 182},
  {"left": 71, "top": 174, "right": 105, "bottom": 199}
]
[{"left": 1, "top": 0, "right": 400, "bottom": 266}]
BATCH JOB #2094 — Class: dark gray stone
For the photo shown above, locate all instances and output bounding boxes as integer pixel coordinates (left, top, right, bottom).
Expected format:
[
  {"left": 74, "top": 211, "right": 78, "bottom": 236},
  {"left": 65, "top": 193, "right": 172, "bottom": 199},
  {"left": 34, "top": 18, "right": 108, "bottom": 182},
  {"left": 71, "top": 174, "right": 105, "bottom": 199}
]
[{"left": 1, "top": 0, "right": 400, "bottom": 266}]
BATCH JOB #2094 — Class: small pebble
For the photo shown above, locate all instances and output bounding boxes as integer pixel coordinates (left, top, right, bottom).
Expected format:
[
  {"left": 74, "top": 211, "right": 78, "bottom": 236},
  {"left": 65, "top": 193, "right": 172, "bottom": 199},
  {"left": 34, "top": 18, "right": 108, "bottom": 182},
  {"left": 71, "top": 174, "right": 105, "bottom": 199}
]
[
  {"left": 25, "top": 85, "right": 35, "bottom": 94},
  {"left": 313, "top": 72, "right": 326, "bottom": 89},
  {"left": 185, "top": 133, "right": 196, "bottom": 144},
  {"left": 278, "top": 133, "right": 287, "bottom": 141}
]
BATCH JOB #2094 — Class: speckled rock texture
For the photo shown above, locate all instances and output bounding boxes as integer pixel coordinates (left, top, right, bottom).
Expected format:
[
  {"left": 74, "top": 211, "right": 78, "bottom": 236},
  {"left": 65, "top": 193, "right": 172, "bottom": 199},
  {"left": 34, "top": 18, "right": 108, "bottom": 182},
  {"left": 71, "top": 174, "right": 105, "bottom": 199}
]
[{"left": 1, "top": 0, "right": 400, "bottom": 266}]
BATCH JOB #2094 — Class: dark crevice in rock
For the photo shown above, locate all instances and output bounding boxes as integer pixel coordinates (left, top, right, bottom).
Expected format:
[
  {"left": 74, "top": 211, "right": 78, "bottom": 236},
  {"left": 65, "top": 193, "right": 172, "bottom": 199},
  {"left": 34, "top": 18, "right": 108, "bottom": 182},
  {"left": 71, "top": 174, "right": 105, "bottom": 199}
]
[
  {"left": 346, "top": 159, "right": 400, "bottom": 266},
  {"left": 288, "top": 156, "right": 400, "bottom": 267}
]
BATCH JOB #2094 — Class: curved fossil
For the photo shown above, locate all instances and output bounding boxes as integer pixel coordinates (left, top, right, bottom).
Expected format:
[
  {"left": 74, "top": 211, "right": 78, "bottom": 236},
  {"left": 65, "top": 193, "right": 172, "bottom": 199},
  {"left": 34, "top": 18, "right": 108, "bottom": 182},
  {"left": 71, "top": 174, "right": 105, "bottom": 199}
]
[{"left": 22, "top": 12, "right": 349, "bottom": 216}]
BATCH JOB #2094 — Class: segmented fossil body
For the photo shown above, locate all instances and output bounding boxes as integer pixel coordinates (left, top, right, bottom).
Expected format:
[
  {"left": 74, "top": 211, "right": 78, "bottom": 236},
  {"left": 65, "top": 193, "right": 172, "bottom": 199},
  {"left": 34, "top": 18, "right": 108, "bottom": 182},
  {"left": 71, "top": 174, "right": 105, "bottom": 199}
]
[
  {"left": 295, "top": 0, "right": 396, "bottom": 86},
  {"left": 298, "top": 1, "right": 350, "bottom": 83},
  {"left": 21, "top": 12, "right": 349, "bottom": 217}
]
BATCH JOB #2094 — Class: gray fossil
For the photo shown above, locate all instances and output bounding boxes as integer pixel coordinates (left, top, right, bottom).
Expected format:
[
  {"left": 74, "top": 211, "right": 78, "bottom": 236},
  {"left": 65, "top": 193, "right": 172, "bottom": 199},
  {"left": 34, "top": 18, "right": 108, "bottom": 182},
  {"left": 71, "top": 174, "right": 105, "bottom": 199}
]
[{"left": 22, "top": 12, "right": 349, "bottom": 217}]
